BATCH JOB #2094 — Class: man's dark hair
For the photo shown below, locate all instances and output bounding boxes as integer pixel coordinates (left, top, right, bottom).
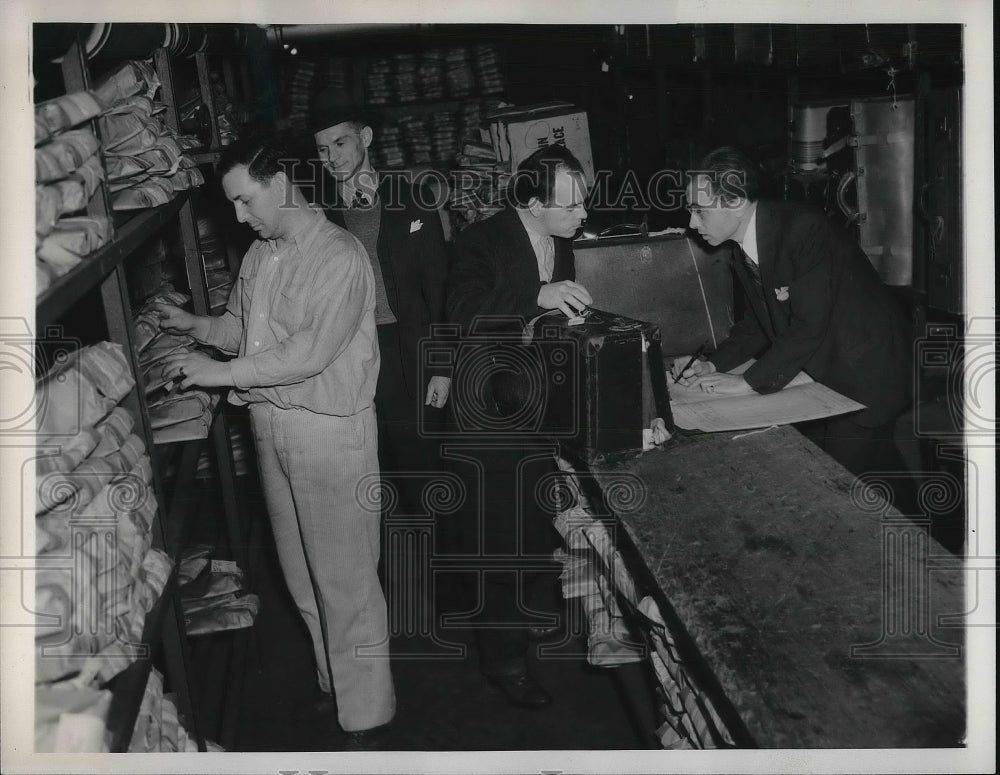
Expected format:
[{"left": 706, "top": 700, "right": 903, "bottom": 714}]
[
  {"left": 218, "top": 132, "right": 299, "bottom": 185},
  {"left": 688, "top": 146, "right": 760, "bottom": 203},
  {"left": 508, "top": 144, "right": 586, "bottom": 207}
]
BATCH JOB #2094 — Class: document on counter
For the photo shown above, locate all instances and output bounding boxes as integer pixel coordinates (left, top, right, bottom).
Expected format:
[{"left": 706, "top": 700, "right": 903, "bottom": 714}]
[{"left": 668, "top": 361, "right": 866, "bottom": 432}]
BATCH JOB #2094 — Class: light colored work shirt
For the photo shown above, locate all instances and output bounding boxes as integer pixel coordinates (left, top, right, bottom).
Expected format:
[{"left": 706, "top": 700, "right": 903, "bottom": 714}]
[{"left": 204, "top": 209, "right": 379, "bottom": 416}]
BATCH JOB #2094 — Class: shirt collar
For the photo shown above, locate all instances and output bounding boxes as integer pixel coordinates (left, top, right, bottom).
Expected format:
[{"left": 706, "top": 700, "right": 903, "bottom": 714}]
[
  {"left": 341, "top": 168, "right": 379, "bottom": 208},
  {"left": 267, "top": 208, "right": 327, "bottom": 257},
  {"left": 738, "top": 203, "right": 759, "bottom": 265},
  {"left": 515, "top": 208, "right": 551, "bottom": 248}
]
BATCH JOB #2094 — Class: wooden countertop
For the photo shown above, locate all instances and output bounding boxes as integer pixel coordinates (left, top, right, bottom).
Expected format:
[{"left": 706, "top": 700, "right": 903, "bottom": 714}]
[{"left": 592, "top": 425, "right": 965, "bottom": 748}]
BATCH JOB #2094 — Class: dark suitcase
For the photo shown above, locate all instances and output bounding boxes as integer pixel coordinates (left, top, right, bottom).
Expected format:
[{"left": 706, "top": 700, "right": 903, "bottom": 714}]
[
  {"left": 573, "top": 234, "right": 734, "bottom": 359},
  {"left": 532, "top": 308, "right": 673, "bottom": 465}
]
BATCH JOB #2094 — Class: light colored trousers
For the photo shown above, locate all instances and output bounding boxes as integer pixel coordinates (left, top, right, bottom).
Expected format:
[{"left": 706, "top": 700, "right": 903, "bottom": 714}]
[{"left": 249, "top": 403, "right": 395, "bottom": 732}]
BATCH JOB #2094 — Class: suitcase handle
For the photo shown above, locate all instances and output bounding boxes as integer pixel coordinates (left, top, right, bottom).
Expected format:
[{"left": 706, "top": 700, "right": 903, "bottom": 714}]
[{"left": 835, "top": 170, "right": 864, "bottom": 224}]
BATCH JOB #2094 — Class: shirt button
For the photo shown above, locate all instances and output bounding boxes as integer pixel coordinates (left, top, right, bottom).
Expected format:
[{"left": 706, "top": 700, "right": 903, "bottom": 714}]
[
  {"left": 253, "top": 340, "right": 260, "bottom": 347},
  {"left": 272, "top": 256, "right": 279, "bottom": 262},
  {"left": 259, "top": 312, "right": 265, "bottom": 319}
]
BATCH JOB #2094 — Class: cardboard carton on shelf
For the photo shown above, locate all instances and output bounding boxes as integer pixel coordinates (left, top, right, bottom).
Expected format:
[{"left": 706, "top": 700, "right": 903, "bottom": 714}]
[{"left": 488, "top": 102, "right": 595, "bottom": 186}]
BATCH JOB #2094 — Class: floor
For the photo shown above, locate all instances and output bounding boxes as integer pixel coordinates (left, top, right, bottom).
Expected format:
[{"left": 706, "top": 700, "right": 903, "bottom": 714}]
[{"left": 185, "top": 464, "right": 648, "bottom": 753}]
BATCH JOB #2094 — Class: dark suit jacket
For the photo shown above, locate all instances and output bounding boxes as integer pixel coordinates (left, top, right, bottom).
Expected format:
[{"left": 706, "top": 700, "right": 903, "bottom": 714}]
[
  {"left": 446, "top": 206, "right": 577, "bottom": 428},
  {"left": 709, "top": 200, "right": 913, "bottom": 427},
  {"left": 446, "top": 207, "right": 575, "bottom": 332},
  {"left": 321, "top": 174, "right": 450, "bottom": 399}
]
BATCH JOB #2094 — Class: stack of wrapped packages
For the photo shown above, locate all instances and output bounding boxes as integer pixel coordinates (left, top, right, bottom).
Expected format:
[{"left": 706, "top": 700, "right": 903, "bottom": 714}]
[
  {"left": 34, "top": 60, "right": 206, "bottom": 297},
  {"left": 133, "top": 289, "right": 218, "bottom": 444},
  {"left": 95, "top": 60, "right": 204, "bottom": 210},
  {"left": 178, "top": 546, "right": 259, "bottom": 636},
  {"left": 449, "top": 137, "right": 509, "bottom": 235},
  {"left": 128, "top": 668, "right": 223, "bottom": 752},
  {"left": 35, "top": 92, "right": 110, "bottom": 293},
  {"left": 550, "top": 457, "right": 737, "bottom": 750},
  {"left": 34, "top": 341, "right": 173, "bottom": 752},
  {"left": 196, "top": 213, "right": 233, "bottom": 313}
]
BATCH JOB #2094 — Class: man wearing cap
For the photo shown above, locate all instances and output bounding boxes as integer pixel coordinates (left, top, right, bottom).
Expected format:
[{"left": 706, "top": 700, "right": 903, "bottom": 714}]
[{"left": 309, "top": 88, "right": 452, "bottom": 621}]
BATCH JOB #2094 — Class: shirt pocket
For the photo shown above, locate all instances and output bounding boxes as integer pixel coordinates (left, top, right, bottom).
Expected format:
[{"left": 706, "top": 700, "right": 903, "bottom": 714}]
[
  {"left": 271, "top": 285, "right": 305, "bottom": 331},
  {"left": 239, "top": 272, "right": 256, "bottom": 312}
]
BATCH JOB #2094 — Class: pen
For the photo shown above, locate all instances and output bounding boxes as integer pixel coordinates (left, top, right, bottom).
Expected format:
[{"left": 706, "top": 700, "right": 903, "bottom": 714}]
[{"left": 673, "top": 342, "right": 709, "bottom": 384}]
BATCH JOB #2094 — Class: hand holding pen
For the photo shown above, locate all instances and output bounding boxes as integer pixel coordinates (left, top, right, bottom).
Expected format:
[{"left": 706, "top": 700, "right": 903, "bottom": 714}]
[{"left": 671, "top": 342, "right": 714, "bottom": 385}]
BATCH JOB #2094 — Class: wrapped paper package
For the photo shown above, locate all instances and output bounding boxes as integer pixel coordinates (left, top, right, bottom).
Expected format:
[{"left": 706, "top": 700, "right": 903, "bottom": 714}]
[{"left": 34, "top": 90, "right": 103, "bottom": 138}]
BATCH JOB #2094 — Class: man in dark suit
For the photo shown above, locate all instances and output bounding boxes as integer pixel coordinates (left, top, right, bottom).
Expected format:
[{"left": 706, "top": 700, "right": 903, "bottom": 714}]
[
  {"left": 308, "top": 90, "right": 452, "bottom": 680},
  {"left": 445, "top": 144, "right": 592, "bottom": 708},
  {"left": 673, "top": 146, "right": 913, "bottom": 476}
]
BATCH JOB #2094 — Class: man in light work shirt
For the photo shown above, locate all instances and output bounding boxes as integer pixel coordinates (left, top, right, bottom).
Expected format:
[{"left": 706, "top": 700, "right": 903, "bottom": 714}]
[{"left": 154, "top": 133, "right": 394, "bottom": 750}]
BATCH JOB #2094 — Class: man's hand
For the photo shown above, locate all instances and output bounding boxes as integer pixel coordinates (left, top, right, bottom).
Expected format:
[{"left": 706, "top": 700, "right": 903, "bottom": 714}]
[
  {"left": 537, "top": 280, "right": 592, "bottom": 318},
  {"left": 671, "top": 356, "right": 716, "bottom": 386},
  {"left": 152, "top": 302, "right": 210, "bottom": 341},
  {"left": 161, "top": 351, "right": 233, "bottom": 390},
  {"left": 693, "top": 372, "right": 754, "bottom": 396},
  {"left": 425, "top": 375, "right": 451, "bottom": 409}
]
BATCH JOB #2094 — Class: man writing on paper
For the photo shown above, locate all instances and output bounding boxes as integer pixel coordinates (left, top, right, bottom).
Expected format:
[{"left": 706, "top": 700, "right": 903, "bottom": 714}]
[{"left": 672, "top": 146, "right": 913, "bottom": 476}]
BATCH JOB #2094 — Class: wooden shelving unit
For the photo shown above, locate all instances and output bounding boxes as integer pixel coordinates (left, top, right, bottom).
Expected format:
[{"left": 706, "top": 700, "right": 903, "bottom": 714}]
[{"left": 36, "top": 33, "right": 255, "bottom": 753}]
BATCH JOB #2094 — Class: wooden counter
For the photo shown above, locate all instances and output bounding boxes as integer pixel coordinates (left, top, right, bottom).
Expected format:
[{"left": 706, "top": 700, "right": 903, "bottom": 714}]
[{"left": 589, "top": 425, "right": 965, "bottom": 748}]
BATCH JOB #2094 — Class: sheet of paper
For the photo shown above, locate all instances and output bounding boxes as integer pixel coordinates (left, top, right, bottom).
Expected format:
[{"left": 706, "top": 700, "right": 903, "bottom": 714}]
[{"left": 668, "top": 363, "right": 865, "bottom": 432}]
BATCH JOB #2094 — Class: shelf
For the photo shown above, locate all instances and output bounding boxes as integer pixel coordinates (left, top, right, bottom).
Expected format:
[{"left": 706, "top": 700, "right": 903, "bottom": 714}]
[
  {"left": 189, "top": 150, "right": 222, "bottom": 165},
  {"left": 36, "top": 193, "right": 189, "bottom": 328},
  {"left": 102, "top": 568, "right": 180, "bottom": 752}
]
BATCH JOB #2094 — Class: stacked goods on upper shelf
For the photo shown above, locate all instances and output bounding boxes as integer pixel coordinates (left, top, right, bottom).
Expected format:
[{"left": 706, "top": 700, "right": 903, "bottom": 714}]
[
  {"left": 34, "top": 342, "right": 174, "bottom": 751},
  {"left": 34, "top": 92, "right": 110, "bottom": 291},
  {"left": 365, "top": 56, "right": 392, "bottom": 106},
  {"left": 444, "top": 47, "right": 475, "bottom": 99},
  {"left": 207, "top": 67, "right": 244, "bottom": 147},
  {"left": 284, "top": 58, "right": 316, "bottom": 134},
  {"left": 392, "top": 52, "right": 419, "bottom": 103},
  {"left": 177, "top": 67, "right": 244, "bottom": 149},
  {"left": 96, "top": 61, "right": 205, "bottom": 210},
  {"left": 363, "top": 44, "right": 506, "bottom": 170},
  {"left": 125, "top": 234, "right": 178, "bottom": 301},
  {"left": 418, "top": 48, "right": 446, "bottom": 100},
  {"left": 472, "top": 44, "right": 505, "bottom": 96},
  {"left": 321, "top": 56, "right": 350, "bottom": 91},
  {"left": 132, "top": 290, "right": 218, "bottom": 444},
  {"left": 33, "top": 59, "right": 211, "bottom": 295},
  {"left": 449, "top": 138, "right": 509, "bottom": 233},
  {"left": 197, "top": 213, "right": 233, "bottom": 312}
]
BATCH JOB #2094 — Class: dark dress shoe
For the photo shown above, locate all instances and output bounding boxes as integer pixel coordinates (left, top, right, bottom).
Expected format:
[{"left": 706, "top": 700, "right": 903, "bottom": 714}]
[
  {"left": 527, "top": 622, "right": 563, "bottom": 641},
  {"left": 293, "top": 692, "right": 337, "bottom": 720},
  {"left": 341, "top": 723, "right": 391, "bottom": 751},
  {"left": 487, "top": 670, "right": 553, "bottom": 709}
]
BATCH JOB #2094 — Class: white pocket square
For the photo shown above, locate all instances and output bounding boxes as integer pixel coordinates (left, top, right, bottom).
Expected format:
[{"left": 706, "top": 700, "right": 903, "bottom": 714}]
[
  {"left": 774, "top": 286, "right": 790, "bottom": 301},
  {"left": 410, "top": 219, "right": 423, "bottom": 233}
]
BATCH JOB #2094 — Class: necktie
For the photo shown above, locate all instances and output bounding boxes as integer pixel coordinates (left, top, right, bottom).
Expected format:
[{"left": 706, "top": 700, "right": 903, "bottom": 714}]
[
  {"left": 740, "top": 246, "right": 762, "bottom": 285},
  {"left": 352, "top": 189, "right": 370, "bottom": 209}
]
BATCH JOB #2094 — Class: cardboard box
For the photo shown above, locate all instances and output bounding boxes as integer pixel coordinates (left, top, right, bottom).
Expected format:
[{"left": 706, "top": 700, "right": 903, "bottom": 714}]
[{"left": 488, "top": 102, "right": 595, "bottom": 186}]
